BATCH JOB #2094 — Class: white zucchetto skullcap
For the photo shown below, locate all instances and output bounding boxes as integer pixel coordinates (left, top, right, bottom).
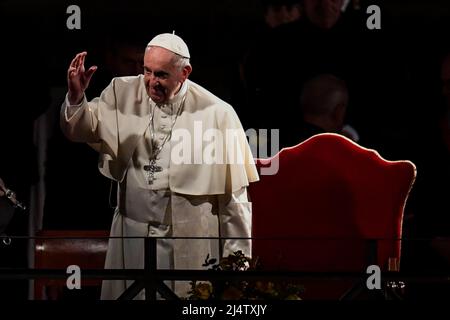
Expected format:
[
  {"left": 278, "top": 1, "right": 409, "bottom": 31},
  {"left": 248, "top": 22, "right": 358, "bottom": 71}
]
[{"left": 147, "top": 33, "right": 190, "bottom": 59}]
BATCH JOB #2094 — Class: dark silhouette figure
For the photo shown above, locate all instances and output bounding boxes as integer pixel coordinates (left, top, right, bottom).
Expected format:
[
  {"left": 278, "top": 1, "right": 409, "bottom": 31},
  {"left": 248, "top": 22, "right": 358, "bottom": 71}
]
[
  {"left": 43, "top": 34, "right": 146, "bottom": 230},
  {"left": 0, "top": 23, "right": 51, "bottom": 299}
]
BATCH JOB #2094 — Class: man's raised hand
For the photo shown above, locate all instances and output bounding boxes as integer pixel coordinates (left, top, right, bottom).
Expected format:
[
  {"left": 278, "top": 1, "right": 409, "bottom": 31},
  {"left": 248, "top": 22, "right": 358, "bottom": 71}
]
[{"left": 67, "top": 52, "right": 97, "bottom": 105}]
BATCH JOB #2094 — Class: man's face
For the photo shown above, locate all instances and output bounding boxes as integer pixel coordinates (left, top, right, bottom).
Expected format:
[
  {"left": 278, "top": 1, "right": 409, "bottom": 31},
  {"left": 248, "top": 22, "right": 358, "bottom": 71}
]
[
  {"left": 304, "top": 0, "right": 343, "bottom": 29},
  {"left": 264, "top": 4, "right": 301, "bottom": 28},
  {"left": 143, "top": 46, "right": 189, "bottom": 104},
  {"left": 114, "top": 46, "right": 144, "bottom": 77}
]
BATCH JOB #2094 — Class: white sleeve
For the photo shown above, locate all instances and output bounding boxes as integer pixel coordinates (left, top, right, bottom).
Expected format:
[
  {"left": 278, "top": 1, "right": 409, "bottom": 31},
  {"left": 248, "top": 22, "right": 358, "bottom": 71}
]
[
  {"left": 217, "top": 187, "right": 252, "bottom": 258},
  {"left": 64, "top": 94, "right": 86, "bottom": 121},
  {"left": 60, "top": 79, "right": 117, "bottom": 144}
]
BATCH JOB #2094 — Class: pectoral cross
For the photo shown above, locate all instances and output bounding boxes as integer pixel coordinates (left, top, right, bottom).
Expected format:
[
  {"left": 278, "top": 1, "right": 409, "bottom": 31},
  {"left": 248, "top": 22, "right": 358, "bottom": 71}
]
[{"left": 144, "top": 159, "right": 162, "bottom": 184}]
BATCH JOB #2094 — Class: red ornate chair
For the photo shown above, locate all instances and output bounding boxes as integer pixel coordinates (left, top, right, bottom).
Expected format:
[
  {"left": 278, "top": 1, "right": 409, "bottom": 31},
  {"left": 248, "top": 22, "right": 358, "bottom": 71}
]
[
  {"left": 248, "top": 133, "right": 416, "bottom": 299},
  {"left": 34, "top": 230, "right": 109, "bottom": 300}
]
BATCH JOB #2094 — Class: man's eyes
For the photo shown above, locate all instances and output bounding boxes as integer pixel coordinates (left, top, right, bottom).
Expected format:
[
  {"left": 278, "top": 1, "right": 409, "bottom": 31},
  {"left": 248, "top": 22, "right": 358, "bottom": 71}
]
[
  {"left": 155, "top": 72, "right": 169, "bottom": 79},
  {"left": 144, "top": 69, "right": 169, "bottom": 79}
]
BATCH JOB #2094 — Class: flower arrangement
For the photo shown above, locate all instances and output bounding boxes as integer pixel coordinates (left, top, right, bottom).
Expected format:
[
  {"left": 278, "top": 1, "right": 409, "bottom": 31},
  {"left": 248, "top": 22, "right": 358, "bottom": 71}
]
[{"left": 187, "top": 251, "right": 303, "bottom": 300}]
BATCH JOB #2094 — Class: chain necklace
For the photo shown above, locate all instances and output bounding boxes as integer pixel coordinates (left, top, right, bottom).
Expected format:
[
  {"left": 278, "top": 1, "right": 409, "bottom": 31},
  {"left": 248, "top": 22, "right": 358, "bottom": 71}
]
[{"left": 144, "top": 96, "right": 186, "bottom": 184}]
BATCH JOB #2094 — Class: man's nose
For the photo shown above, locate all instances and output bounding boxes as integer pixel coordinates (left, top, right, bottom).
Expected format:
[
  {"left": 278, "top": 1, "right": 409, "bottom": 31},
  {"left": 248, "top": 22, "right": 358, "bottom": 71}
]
[
  {"left": 150, "top": 78, "right": 162, "bottom": 88},
  {"left": 147, "top": 74, "right": 157, "bottom": 84}
]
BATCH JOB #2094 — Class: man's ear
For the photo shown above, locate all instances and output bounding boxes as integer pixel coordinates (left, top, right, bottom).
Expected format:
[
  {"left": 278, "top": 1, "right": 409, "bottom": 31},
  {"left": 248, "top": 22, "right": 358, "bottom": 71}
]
[{"left": 181, "top": 65, "right": 192, "bottom": 80}]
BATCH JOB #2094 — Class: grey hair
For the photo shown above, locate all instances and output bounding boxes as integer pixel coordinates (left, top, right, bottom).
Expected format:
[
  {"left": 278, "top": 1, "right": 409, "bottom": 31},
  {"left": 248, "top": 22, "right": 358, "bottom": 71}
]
[{"left": 171, "top": 53, "right": 191, "bottom": 70}]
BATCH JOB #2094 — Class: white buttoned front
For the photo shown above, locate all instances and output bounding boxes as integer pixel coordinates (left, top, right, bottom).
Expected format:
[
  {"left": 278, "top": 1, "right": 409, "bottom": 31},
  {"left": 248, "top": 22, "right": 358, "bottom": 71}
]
[
  {"left": 118, "top": 82, "right": 187, "bottom": 222},
  {"left": 144, "top": 97, "right": 184, "bottom": 190}
]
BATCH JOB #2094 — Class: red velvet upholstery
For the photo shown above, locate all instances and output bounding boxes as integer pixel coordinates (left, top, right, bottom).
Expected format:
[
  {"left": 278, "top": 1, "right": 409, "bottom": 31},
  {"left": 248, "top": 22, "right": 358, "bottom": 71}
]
[
  {"left": 34, "top": 230, "right": 109, "bottom": 300},
  {"left": 249, "top": 133, "right": 416, "bottom": 274}
]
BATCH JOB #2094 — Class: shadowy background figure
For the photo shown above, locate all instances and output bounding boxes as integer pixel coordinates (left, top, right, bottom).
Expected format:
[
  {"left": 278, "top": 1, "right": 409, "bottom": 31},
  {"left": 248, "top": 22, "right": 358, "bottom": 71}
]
[
  {"left": 43, "top": 30, "right": 147, "bottom": 230},
  {"left": 0, "top": 16, "right": 51, "bottom": 299},
  {"left": 287, "top": 74, "right": 356, "bottom": 147}
]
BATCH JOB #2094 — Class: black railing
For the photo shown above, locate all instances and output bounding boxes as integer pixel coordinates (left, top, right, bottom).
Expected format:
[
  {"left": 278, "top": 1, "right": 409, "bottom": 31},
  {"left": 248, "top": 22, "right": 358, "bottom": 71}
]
[{"left": 1, "top": 236, "right": 450, "bottom": 300}]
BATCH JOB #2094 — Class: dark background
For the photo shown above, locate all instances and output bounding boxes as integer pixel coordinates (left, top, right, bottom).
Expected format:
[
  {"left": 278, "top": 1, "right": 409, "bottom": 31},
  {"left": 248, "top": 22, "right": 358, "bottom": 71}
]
[{"left": 0, "top": 0, "right": 449, "bottom": 299}]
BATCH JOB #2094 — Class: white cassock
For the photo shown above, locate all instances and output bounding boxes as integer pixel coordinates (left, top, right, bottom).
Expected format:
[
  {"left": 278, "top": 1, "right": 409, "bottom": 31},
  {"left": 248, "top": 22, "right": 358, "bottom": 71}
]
[{"left": 61, "top": 76, "right": 259, "bottom": 300}]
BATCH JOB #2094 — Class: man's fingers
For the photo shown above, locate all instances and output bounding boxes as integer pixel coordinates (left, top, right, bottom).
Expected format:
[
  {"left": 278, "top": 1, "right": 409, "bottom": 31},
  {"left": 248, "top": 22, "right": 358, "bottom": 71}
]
[
  {"left": 73, "top": 52, "right": 84, "bottom": 70},
  {"left": 70, "top": 53, "right": 80, "bottom": 68},
  {"left": 67, "top": 66, "right": 77, "bottom": 78},
  {"left": 74, "top": 53, "right": 82, "bottom": 69},
  {"left": 85, "top": 66, "right": 97, "bottom": 88},
  {"left": 86, "top": 66, "right": 97, "bottom": 77},
  {"left": 67, "top": 52, "right": 91, "bottom": 91},
  {"left": 70, "top": 56, "right": 77, "bottom": 68},
  {"left": 79, "top": 52, "right": 87, "bottom": 72}
]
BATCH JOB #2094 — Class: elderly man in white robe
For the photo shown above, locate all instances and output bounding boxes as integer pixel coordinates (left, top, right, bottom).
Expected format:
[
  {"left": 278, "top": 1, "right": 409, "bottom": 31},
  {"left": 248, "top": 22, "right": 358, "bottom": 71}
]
[{"left": 61, "top": 33, "right": 259, "bottom": 300}]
